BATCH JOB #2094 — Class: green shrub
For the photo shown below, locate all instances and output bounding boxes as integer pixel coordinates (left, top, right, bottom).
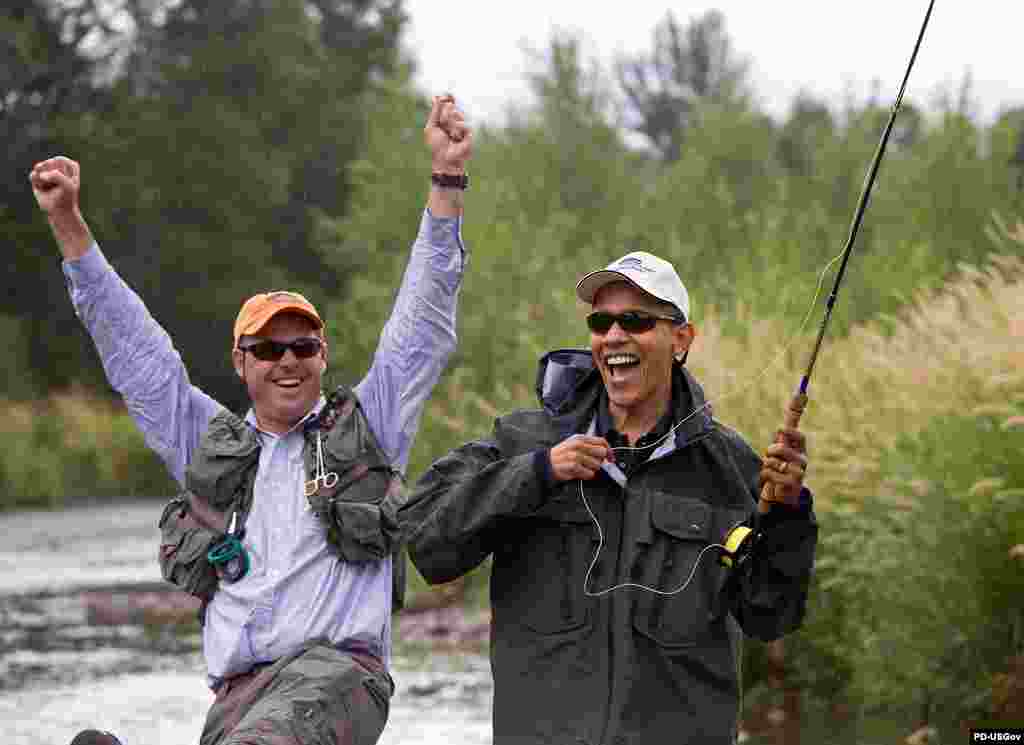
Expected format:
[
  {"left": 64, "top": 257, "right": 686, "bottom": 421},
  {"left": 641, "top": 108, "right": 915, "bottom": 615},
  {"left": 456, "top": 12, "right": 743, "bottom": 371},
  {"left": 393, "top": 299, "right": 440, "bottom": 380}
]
[
  {"left": 0, "top": 393, "right": 176, "bottom": 510},
  {"left": 810, "top": 411, "right": 1024, "bottom": 728}
]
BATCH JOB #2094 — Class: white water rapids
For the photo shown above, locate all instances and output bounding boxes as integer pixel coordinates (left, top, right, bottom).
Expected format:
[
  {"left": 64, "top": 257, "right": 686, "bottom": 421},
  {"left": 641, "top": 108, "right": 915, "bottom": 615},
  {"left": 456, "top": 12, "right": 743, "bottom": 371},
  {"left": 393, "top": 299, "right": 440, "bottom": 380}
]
[{"left": 0, "top": 501, "right": 492, "bottom": 745}]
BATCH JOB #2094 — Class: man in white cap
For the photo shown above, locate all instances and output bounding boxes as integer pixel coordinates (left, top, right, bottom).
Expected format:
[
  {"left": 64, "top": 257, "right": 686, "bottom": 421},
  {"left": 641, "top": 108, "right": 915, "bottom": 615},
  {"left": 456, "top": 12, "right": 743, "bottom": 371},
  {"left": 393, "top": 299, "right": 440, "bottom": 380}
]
[
  {"left": 33, "top": 94, "right": 472, "bottom": 745},
  {"left": 402, "top": 251, "right": 818, "bottom": 744}
]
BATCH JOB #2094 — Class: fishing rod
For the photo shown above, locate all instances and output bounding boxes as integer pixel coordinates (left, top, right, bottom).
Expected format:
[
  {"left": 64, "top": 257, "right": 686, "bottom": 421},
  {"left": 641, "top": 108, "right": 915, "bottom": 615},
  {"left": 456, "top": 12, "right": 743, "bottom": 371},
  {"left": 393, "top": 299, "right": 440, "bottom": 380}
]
[
  {"left": 585, "top": 1, "right": 939, "bottom": 576},
  {"left": 755, "top": 0, "right": 937, "bottom": 510}
]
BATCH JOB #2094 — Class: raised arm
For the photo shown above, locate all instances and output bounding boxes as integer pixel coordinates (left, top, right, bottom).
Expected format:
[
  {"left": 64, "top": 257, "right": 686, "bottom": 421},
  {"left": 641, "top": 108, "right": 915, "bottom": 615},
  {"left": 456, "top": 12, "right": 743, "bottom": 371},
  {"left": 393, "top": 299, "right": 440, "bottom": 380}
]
[
  {"left": 354, "top": 95, "right": 473, "bottom": 472},
  {"left": 29, "top": 156, "right": 222, "bottom": 485}
]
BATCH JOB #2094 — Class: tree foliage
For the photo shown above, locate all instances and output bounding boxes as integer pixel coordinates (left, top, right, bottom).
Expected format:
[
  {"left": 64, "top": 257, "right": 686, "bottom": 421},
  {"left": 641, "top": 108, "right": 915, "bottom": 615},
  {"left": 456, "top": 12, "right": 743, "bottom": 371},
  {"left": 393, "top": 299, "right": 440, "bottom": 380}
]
[
  {"left": 1, "top": 1, "right": 130, "bottom": 395},
  {"left": 2, "top": 0, "right": 407, "bottom": 409},
  {"left": 615, "top": 10, "right": 751, "bottom": 160}
]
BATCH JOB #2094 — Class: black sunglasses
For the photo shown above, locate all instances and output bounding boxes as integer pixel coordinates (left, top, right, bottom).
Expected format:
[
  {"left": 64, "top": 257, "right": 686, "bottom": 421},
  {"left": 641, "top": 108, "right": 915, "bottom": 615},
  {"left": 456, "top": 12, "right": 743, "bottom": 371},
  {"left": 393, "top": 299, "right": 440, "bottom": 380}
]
[
  {"left": 586, "top": 310, "right": 684, "bottom": 335},
  {"left": 238, "top": 337, "right": 323, "bottom": 362}
]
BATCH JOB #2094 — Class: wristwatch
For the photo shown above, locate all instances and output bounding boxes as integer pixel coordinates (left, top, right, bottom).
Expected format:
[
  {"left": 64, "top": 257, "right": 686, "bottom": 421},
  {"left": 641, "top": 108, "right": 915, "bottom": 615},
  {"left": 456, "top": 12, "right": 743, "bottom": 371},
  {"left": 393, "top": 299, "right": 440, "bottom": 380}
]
[{"left": 431, "top": 172, "right": 469, "bottom": 190}]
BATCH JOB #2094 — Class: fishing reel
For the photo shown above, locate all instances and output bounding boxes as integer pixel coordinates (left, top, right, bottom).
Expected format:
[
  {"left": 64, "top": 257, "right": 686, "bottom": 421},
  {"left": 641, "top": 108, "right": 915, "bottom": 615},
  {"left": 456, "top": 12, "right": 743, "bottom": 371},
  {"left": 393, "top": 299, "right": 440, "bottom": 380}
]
[
  {"left": 207, "top": 511, "right": 250, "bottom": 583},
  {"left": 719, "top": 524, "right": 756, "bottom": 569}
]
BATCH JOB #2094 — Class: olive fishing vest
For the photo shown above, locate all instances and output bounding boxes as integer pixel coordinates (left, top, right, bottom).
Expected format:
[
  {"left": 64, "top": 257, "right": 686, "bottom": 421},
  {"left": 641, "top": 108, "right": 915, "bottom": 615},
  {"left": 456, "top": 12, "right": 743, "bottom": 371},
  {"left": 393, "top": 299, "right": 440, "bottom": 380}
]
[{"left": 157, "top": 385, "right": 407, "bottom": 616}]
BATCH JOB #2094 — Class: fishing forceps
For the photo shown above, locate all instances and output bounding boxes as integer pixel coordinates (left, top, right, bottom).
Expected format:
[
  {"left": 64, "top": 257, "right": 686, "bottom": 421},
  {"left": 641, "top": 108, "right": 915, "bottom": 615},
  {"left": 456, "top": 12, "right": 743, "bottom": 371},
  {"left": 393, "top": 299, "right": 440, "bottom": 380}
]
[{"left": 304, "top": 429, "right": 339, "bottom": 497}]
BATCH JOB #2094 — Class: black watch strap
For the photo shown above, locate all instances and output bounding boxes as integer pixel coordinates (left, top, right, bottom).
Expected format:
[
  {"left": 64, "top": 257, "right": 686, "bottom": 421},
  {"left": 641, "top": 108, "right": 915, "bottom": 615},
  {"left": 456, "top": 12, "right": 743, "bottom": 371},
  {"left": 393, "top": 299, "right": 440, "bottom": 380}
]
[{"left": 431, "top": 172, "right": 469, "bottom": 190}]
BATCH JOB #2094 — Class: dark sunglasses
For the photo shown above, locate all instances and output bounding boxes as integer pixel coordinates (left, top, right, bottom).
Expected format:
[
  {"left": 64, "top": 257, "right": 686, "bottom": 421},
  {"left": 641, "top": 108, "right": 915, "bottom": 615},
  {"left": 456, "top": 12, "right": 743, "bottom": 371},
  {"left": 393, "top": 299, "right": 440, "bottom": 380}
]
[
  {"left": 586, "top": 310, "right": 684, "bottom": 335},
  {"left": 238, "top": 337, "right": 323, "bottom": 362}
]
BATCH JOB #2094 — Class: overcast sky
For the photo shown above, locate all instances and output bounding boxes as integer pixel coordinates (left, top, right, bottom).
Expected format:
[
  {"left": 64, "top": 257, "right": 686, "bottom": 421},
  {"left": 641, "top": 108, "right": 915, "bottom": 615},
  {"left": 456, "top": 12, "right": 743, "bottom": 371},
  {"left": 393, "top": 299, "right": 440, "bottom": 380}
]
[{"left": 402, "top": 0, "right": 1022, "bottom": 127}]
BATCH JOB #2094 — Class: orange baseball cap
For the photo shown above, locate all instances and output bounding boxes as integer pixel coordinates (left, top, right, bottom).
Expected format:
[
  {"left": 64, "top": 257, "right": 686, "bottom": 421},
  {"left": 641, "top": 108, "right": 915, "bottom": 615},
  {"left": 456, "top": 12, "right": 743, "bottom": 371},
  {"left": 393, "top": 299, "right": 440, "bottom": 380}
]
[{"left": 233, "top": 290, "right": 324, "bottom": 348}]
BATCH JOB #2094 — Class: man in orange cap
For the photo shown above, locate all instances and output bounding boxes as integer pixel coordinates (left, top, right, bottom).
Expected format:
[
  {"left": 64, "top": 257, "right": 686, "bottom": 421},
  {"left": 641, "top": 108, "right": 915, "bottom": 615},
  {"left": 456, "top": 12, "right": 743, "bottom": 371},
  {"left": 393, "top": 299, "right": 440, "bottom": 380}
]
[{"left": 32, "top": 94, "right": 472, "bottom": 745}]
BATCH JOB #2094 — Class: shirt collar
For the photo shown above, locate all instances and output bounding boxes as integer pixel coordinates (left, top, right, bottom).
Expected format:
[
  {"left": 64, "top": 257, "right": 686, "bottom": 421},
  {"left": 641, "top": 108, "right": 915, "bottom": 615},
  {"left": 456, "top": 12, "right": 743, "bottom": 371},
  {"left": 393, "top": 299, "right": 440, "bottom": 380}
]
[
  {"left": 244, "top": 395, "right": 327, "bottom": 439},
  {"left": 595, "top": 388, "right": 675, "bottom": 448}
]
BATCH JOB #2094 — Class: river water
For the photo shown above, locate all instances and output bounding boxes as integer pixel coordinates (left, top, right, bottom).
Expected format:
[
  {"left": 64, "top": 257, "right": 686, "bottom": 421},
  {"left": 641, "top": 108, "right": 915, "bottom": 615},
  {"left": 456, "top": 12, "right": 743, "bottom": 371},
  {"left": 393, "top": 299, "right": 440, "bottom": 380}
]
[
  {"left": 0, "top": 501, "right": 493, "bottom": 745},
  {"left": 0, "top": 502, "right": 921, "bottom": 745}
]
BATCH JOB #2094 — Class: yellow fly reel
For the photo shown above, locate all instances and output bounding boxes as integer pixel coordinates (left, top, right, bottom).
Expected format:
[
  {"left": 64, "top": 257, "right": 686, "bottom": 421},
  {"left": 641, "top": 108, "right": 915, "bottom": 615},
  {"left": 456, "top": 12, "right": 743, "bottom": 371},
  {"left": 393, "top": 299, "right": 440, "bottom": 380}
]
[{"left": 719, "top": 525, "right": 754, "bottom": 568}]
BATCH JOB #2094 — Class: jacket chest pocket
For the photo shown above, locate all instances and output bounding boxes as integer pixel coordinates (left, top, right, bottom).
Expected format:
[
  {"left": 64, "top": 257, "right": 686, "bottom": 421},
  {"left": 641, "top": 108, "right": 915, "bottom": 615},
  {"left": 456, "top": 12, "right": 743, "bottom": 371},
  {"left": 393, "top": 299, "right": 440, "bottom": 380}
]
[
  {"left": 632, "top": 493, "right": 725, "bottom": 647},
  {"left": 496, "top": 500, "right": 596, "bottom": 634}
]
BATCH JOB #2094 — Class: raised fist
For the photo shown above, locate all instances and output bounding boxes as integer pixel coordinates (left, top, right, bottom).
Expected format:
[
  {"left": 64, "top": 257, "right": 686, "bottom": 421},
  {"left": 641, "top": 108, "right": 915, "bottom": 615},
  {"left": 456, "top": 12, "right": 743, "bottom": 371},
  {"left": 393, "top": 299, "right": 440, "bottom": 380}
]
[
  {"left": 29, "top": 156, "right": 81, "bottom": 216},
  {"left": 425, "top": 94, "right": 473, "bottom": 175}
]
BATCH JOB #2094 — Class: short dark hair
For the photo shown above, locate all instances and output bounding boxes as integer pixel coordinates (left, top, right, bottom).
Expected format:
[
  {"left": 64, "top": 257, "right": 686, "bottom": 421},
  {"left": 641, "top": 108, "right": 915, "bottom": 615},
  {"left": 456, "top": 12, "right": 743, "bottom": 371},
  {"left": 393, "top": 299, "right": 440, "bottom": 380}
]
[{"left": 654, "top": 298, "right": 686, "bottom": 323}]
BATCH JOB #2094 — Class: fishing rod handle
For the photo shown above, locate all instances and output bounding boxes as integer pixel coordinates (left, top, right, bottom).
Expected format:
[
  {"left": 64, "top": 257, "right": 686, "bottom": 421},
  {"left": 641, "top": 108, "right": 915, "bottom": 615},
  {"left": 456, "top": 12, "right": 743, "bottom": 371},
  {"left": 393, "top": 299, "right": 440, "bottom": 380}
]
[
  {"left": 782, "top": 391, "right": 808, "bottom": 430},
  {"left": 758, "top": 391, "right": 808, "bottom": 514}
]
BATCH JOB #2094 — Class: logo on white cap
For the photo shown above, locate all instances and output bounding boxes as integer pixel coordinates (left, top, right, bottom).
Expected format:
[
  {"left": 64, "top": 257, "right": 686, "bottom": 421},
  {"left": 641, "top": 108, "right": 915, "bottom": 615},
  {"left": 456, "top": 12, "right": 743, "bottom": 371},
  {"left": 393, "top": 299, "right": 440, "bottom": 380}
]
[{"left": 611, "top": 256, "right": 655, "bottom": 273}]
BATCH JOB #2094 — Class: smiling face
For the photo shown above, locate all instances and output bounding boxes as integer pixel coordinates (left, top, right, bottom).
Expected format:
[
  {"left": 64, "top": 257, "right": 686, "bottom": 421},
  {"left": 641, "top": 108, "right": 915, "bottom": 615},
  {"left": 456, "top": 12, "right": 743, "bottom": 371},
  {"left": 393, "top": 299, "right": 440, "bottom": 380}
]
[
  {"left": 232, "top": 312, "right": 327, "bottom": 435},
  {"left": 590, "top": 282, "right": 694, "bottom": 432}
]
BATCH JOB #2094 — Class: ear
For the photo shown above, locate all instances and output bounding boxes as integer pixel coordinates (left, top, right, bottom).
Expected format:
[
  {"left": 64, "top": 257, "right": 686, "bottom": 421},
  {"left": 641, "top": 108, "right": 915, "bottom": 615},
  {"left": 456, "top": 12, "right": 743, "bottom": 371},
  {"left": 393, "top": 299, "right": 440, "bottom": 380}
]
[
  {"left": 672, "top": 323, "right": 696, "bottom": 360},
  {"left": 232, "top": 348, "right": 246, "bottom": 379},
  {"left": 318, "top": 338, "right": 328, "bottom": 374}
]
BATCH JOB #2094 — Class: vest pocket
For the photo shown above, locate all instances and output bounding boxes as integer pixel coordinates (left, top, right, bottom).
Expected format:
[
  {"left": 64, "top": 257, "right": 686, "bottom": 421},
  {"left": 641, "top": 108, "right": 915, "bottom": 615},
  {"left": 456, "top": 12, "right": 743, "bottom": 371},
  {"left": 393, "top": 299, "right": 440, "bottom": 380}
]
[
  {"left": 310, "top": 393, "right": 402, "bottom": 565},
  {"left": 157, "top": 496, "right": 220, "bottom": 600},
  {"left": 330, "top": 501, "right": 388, "bottom": 562},
  {"left": 632, "top": 493, "right": 719, "bottom": 647},
  {"left": 319, "top": 468, "right": 397, "bottom": 563}
]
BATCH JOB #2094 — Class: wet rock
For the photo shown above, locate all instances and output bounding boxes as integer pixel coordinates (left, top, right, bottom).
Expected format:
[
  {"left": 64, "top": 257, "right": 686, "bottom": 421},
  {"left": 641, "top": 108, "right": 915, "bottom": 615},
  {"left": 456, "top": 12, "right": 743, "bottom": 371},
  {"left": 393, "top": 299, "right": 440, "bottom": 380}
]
[
  {"left": 396, "top": 606, "right": 490, "bottom": 647},
  {"left": 82, "top": 589, "right": 199, "bottom": 627},
  {"left": 406, "top": 680, "right": 452, "bottom": 697}
]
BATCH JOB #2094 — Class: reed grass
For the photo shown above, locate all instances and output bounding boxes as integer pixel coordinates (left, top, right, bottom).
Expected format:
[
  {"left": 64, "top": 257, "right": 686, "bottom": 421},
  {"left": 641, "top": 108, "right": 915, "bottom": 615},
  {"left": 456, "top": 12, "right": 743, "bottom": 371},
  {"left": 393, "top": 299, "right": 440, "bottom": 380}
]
[{"left": 696, "top": 252, "right": 1023, "bottom": 510}]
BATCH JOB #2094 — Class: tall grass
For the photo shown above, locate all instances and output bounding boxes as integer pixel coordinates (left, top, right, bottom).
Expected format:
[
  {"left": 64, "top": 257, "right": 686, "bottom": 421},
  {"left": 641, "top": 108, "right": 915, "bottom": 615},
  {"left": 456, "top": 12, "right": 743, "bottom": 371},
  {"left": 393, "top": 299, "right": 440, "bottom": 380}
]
[{"left": 694, "top": 251, "right": 1024, "bottom": 511}]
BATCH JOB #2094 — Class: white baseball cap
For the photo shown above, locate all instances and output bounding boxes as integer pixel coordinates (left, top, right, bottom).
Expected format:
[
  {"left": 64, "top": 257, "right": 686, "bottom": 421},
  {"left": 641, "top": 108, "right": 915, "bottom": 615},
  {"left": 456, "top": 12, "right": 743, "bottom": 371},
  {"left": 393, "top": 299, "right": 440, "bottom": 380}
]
[{"left": 575, "top": 251, "right": 691, "bottom": 321}]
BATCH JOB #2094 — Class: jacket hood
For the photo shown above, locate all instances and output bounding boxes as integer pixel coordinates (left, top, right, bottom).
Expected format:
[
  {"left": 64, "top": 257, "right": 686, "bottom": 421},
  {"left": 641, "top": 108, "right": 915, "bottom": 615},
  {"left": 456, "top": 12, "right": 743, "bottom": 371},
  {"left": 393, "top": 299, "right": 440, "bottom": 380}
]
[
  {"left": 534, "top": 348, "right": 714, "bottom": 444},
  {"left": 535, "top": 349, "right": 599, "bottom": 417}
]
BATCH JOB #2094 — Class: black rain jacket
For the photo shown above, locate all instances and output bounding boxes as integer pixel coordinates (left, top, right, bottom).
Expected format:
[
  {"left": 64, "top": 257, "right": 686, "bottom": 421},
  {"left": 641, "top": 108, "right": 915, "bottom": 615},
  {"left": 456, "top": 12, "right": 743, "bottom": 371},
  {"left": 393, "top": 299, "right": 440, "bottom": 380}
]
[{"left": 402, "top": 349, "right": 818, "bottom": 745}]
